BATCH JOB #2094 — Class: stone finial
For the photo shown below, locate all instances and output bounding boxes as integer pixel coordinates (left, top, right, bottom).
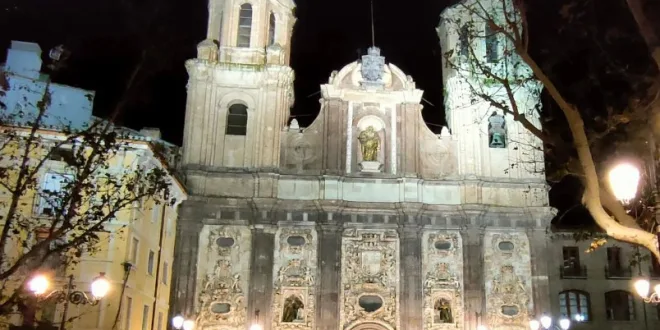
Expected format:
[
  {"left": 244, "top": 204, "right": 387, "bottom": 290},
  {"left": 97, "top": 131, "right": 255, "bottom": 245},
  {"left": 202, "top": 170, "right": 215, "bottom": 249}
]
[
  {"left": 289, "top": 119, "right": 300, "bottom": 131},
  {"left": 440, "top": 126, "right": 451, "bottom": 137}
]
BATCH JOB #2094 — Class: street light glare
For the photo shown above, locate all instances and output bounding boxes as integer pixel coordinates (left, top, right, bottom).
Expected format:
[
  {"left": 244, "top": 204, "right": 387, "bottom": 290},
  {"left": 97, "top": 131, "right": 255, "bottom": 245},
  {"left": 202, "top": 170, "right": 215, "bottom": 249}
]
[
  {"left": 91, "top": 274, "right": 110, "bottom": 299},
  {"left": 654, "top": 283, "right": 660, "bottom": 296},
  {"left": 477, "top": 325, "right": 488, "bottom": 330},
  {"left": 529, "top": 320, "right": 540, "bottom": 330},
  {"left": 559, "top": 318, "right": 570, "bottom": 330},
  {"left": 634, "top": 278, "right": 651, "bottom": 298},
  {"left": 249, "top": 324, "right": 263, "bottom": 330},
  {"left": 540, "top": 315, "right": 552, "bottom": 329},
  {"left": 172, "top": 315, "right": 184, "bottom": 329},
  {"left": 28, "top": 274, "right": 49, "bottom": 295},
  {"left": 182, "top": 320, "right": 195, "bottom": 330},
  {"left": 608, "top": 163, "right": 640, "bottom": 203}
]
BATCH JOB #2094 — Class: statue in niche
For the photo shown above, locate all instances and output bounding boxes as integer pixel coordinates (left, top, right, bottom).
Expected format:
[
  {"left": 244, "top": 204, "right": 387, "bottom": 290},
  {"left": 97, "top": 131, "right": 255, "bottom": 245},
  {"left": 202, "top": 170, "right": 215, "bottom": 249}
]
[
  {"left": 358, "top": 126, "right": 380, "bottom": 161},
  {"left": 282, "top": 295, "right": 304, "bottom": 323},
  {"left": 434, "top": 299, "right": 453, "bottom": 323},
  {"left": 488, "top": 112, "right": 507, "bottom": 148}
]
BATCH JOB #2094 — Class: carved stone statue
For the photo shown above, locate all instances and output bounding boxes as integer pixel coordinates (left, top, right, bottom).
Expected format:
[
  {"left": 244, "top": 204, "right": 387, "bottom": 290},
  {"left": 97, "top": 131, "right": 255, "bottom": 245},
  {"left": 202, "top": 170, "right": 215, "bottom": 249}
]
[
  {"left": 358, "top": 126, "right": 380, "bottom": 161},
  {"left": 488, "top": 112, "right": 506, "bottom": 148},
  {"left": 434, "top": 299, "right": 453, "bottom": 323},
  {"left": 282, "top": 295, "right": 304, "bottom": 323}
]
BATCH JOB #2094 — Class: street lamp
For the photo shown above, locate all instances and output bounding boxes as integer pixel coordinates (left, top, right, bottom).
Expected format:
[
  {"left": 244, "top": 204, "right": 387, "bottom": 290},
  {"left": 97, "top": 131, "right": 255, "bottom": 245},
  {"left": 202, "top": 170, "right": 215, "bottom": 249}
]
[
  {"left": 477, "top": 325, "right": 488, "bottom": 330},
  {"left": 608, "top": 163, "right": 640, "bottom": 204},
  {"left": 172, "top": 315, "right": 195, "bottom": 330},
  {"left": 27, "top": 273, "right": 110, "bottom": 330},
  {"left": 250, "top": 309, "right": 263, "bottom": 330},
  {"left": 634, "top": 278, "right": 660, "bottom": 303},
  {"left": 529, "top": 315, "right": 570, "bottom": 330}
]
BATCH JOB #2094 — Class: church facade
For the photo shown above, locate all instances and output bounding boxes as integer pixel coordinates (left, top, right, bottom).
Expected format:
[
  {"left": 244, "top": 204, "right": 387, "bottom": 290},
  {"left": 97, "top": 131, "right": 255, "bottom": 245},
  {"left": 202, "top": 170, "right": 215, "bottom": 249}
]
[{"left": 171, "top": 1, "right": 555, "bottom": 330}]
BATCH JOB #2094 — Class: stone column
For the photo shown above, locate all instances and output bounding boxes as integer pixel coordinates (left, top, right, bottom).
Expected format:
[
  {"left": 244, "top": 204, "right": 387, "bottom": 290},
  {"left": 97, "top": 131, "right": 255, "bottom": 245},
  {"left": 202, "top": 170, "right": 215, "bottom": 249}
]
[
  {"left": 169, "top": 212, "right": 203, "bottom": 318},
  {"left": 527, "top": 227, "right": 552, "bottom": 316},
  {"left": 316, "top": 224, "right": 342, "bottom": 330},
  {"left": 321, "top": 98, "right": 348, "bottom": 175},
  {"left": 461, "top": 226, "right": 486, "bottom": 330},
  {"left": 247, "top": 226, "right": 276, "bottom": 330},
  {"left": 399, "top": 226, "right": 423, "bottom": 330}
]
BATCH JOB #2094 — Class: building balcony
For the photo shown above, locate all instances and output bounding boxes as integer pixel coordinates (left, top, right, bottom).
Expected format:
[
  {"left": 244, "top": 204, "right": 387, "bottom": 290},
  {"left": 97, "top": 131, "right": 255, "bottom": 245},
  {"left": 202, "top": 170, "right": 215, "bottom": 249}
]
[
  {"left": 604, "top": 265, "right": 633, "bottom": 279},
  {"left": 560, "top": 265, "right": 588, "bottom": 279}
]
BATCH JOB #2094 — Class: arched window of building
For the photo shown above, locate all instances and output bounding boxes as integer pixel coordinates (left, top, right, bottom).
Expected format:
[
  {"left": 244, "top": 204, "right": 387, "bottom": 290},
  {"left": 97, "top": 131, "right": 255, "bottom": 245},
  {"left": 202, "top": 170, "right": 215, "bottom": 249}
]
[
  {"left": 458, "top": 24, "right": 470, "bottom": 58},
  {"left": 485, "top": 22, "right": 498, "bottom": 63},
  {"left": 226, "top": 103, "right": 248, "bottom": 135},
  {"left": 237, "top": 3, "right": 253, "bottom": 47},
  {"left": 605, "top": 290, "right": 635, "bottom": 321},
  {"left": 558, "top": 290, "right": 590, "bottom": 321},
  {"left": 268, "top": 12, "right": 276, "bottom": 46}
]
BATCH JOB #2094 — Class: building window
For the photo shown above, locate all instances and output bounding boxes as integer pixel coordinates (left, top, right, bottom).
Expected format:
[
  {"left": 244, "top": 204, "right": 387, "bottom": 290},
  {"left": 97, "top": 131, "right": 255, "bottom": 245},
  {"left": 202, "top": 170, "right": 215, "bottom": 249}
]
[
  {"left": 559, "top": 290, "right": 590, "bottom": 321},
  {"left": 141, "top": 305, "right": 149, "bottom": 330},
  {"left": 157, "top": 312, "right": 163, "bottom": 330},
  {"left": 268, "top": 12, "right": 276, "bottom": 46},
  {"left": 458, "top": 24, "right": 470, "bottom": 58},
  {"left": 484, "top": 22, "right": 498, "bottom": 63},
  {"left": 39, "top": 173, "right": 73, "bottom": 215},
  {"left": 147, "top": 250, "right": 155, "bottom": 275},
  {"left": 129, "top": 237, "right": 139, "bottom": 266},
  {"left": 605, "top": 247, "right": 632, "bottom": 278},
  {"left": 124, "top": 297, "right": 133, "bottom": 330},
  {"left": 151, "top": 205, "right": 160, "bottom": 223},
  {"left": 162, "top": 261, "right": 169, "bottom": 285},
  {"left": 651, "top": 256, "right": 660, "bottom": 278},
  {"left": 605, "top": 290, "right": 635, "bottom": 321},
  {"left": 226, "top": 103, "right": 248, "bottom": 135},
  {"left": 237, "top": 3, "right": 252, "bottom": 47},
  {"left": 560, "top": 246, "right": 587, "bottom": 278}
]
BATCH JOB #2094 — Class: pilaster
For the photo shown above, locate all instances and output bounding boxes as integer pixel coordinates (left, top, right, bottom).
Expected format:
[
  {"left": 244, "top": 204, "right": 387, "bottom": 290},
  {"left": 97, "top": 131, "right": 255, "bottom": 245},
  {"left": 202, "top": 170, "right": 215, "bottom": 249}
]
[
  {"left": 399, "top": 225, "right": 423, "bottom": 330},
  {"left": 461, "top": 225, "right": 486, "bottom": 330},
  {"left": 247, "top": 226, "right": 276, "bottom": 330},
  {"left": 527, "top": 227, "right": 552, "bottom": 316},
  {"left": 315, "top": 224, "right": 342, "bottom": 330},
  {"left": 169, "top": 211, "right": 204, "bottom": 318},
  {"left": 321, "top": 98, "right": 348, "bottom": 175}
]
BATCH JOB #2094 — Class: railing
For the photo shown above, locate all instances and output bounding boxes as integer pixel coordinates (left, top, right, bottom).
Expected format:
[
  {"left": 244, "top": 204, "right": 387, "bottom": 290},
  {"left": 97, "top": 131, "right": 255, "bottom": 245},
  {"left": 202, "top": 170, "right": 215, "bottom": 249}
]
[
  {"left": 560, "top": 265, "right": 588, "bottom": 279},
  {"left": 604, "top": 265, "right": 634, "bottom": 279}
]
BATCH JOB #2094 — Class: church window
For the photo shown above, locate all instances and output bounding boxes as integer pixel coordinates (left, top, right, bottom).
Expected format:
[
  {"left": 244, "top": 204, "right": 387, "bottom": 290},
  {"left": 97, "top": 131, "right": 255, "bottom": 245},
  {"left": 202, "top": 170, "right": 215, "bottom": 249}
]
[
  {"left": 226, "top": 103, "right": 248, "bottom": 136},
  {"left": 501, "top": 305, "right": 519, "bottom": 316},
  {"left": 485, "top": 22, "right": 499, "bottom": 63},
  {"left": 559, "top": 290, "right": 590, "bottom": 321},
  {"left": 358, "top": 295, "right": 383, "bottom": 312},
  {"left": 237, "top": 3, "right": 253, "bottom": 47},
  {"left": 287, "top": 235, "right": 306, "bottom": 246},
  {"left": 216, "top": 236, "right": 235, "bottom": 247},
  {"left": 434, "top": 240, "right": 452, "bottom": 251},
  {"left": 458, "top": 24, "right": 470, "bottom": 58},
  {"left": 268, "top": 12, "right": 276, "bottom": 46},
  {"left": 498, "top": 241, "right": 514, "bottom": 251},
  {"left": 211, "top": 302, "right": 231, "bottom": 314}
]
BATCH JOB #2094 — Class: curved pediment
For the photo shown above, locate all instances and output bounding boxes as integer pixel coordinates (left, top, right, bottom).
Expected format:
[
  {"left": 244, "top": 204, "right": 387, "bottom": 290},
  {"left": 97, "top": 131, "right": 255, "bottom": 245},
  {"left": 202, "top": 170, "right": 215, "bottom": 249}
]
[{"left": 326, "top": 61, "right": 417, "bottom": 92}]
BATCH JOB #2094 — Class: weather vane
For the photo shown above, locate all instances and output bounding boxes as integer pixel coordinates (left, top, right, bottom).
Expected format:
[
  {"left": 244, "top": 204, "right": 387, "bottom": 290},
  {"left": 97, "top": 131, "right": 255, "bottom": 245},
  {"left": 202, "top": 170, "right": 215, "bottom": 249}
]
[{"left": 370, "top": 0, "right": 376, "bottom": 47}]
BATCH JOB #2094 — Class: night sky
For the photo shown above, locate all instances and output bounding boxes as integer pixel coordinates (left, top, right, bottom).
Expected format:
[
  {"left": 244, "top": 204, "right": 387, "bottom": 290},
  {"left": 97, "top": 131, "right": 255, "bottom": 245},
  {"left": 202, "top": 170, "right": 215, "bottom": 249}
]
[{"left": 1, "top": 0, "right": 656, "bottom": 225}]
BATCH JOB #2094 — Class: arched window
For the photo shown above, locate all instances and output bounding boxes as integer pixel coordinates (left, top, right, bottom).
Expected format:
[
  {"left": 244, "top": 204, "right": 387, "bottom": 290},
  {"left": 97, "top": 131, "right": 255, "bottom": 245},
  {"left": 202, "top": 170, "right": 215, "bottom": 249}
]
[
  {"left": 268, "top": 12, "right": 276, "bottom": 46},
  {"left": 226, "top": 103, "right": 248, "bottom": 136},
  {"left": 605, "top": 290, "right": 635, "bottom": 321},
  {"left": 485, "top": 22, "right": 498, "bottom": 63},
  {"left": 558, "top": 290, "right": 590, "bottom": 321},
  {"left": 237, "top": 3, "right": 252, "bottom": 47},
  {"left": 458, "top": 24, "right": 470, "bottom": 58}
]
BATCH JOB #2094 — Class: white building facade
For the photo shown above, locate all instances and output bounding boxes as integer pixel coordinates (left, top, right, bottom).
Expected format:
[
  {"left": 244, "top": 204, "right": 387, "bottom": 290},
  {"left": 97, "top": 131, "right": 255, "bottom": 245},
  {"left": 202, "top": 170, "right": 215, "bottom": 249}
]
[{"left": 171, "top": 1, "right": 556, "bottom": 330}]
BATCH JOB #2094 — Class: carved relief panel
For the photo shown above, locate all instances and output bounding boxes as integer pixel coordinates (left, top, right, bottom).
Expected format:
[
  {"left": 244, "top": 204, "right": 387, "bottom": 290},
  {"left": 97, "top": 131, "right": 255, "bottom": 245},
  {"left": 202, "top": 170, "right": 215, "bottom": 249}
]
[
  {"left": 483, "top": 232, "right": 533, "bottom": 330},
  {"left": 272, "top": 227, "right": 318, "bottom": 330},
  {"left": 195, "top": 225, "right": 251, "bottom": 330},
  {"left": 422, "top": 231, "right": 464, "bottom": 330},
  {"left": 340, "top": 228, "right": 400, "bottom": 330}
]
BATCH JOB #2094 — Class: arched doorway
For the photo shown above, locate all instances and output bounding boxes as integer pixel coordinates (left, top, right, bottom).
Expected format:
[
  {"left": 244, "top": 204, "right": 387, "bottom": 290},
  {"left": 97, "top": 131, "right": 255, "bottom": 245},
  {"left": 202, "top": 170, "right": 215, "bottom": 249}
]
[{"left": 348, "top": 322, "right": 392, "bottom": 330}]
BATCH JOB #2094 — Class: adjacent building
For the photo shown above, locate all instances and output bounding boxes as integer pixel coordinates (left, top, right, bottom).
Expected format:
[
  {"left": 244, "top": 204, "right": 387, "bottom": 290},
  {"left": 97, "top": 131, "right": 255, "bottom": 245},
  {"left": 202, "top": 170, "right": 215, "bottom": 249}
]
[{"left": 0, "top": 41, "right": 187, "bottom": 330}]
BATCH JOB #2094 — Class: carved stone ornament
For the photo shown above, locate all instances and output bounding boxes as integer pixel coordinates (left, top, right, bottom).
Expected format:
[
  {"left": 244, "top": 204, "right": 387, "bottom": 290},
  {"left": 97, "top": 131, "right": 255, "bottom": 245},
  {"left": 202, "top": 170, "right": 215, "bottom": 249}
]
[
  {"left": 196, "top": 226, "right": 250, "bottom": 329},
  {"left": 488, "top": 112, "right": 507, "bottom": 149},
  {"left": 272, "top": 228, "right": 317, "bottom": 330},
  {"left": 484, "top": 232, "right": 532, "bottom": 330},
  {"left": 422, "top": 232, "right": 464, "bottom": 330},
  {"left": 340, "top": 229, "right": 400, "bottom": 330},
  {"left": 360, "top": 47, "right": 385, "bottom": 86}
]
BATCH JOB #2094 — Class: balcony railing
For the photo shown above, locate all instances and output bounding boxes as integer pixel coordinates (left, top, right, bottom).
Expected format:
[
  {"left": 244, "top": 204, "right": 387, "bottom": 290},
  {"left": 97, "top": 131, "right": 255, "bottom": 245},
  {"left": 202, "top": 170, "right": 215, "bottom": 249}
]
[
  {"left": 560, "top": 265, "right": 588, "bottom": 279},
  {"left": 604, "top": 265, "right": 633, "bottom": 279}
]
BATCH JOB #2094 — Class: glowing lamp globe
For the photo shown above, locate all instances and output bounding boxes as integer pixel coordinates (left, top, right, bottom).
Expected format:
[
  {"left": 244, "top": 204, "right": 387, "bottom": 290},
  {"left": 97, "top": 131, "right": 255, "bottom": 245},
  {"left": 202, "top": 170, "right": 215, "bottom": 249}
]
[
  {"left": 249, "top": 324, "right": 263, "bottom": 330},
  {"left": 91, "top": 273, "right": 110, "bottom": 299},
  {"left": 529, "top": 320, "right": 540, "bottom": 330},
  {"left": 477, "top": 326, "right": 488, "bottom": 330},
  {"left": 172, "top": 315, "right": 184, "bottom": 329},
  {"left": 28, "top": 275, "right": 50, "bottom": 295},
  {"left": 559, "top": 318, "right": 570, "bottom": 330},
  {"left": 608, "top": 163, "right": 640, "bottom": 203},
  {"left": 540, "top": 316, "right": 552, "bottom": 329},
  {"left": 654, "top": 284, "right": 660, "bottom": 296},
  {"left": 182, "top": 320, "right": 195, "bottom": 330},
  {"left": 634, "top": 278, "right": 651, "bottom": 298}
]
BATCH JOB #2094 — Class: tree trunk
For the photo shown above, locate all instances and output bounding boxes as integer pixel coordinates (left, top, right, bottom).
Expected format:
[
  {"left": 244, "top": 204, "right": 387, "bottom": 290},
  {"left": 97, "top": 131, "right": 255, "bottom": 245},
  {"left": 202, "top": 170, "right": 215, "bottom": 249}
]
[{"left": 626, "top": 0, "right": 660, "bottom": 71}]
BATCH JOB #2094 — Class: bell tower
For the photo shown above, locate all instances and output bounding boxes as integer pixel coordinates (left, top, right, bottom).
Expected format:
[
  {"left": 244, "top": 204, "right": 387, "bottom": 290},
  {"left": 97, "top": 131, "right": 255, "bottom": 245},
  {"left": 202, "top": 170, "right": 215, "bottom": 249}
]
[{"left": 181, "top": 0, "right": 296, "bottom": 172}]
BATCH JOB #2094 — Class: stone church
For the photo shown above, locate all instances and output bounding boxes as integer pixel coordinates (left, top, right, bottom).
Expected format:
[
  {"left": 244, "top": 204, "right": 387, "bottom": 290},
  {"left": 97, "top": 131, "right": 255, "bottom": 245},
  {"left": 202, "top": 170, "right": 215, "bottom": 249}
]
[{"left": 171, "top": 0, "right": 556, "bottom": 330}]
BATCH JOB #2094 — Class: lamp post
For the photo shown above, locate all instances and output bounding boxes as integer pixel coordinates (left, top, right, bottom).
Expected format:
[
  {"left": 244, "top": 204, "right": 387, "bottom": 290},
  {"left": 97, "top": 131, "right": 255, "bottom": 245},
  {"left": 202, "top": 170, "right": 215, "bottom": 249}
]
[
  {"left": 171, "top": 315, "right": 195, "bottom": 330},
  {"left": 608, "top": 163, "right": 653, "bottom": 329},
  {"left": 27, "top": 273, "right": 110, "bottom": 330},
  {"left": 529, "top": 315, "right": 570, "bottom": 330},
  {"left": 634, "top": 279, "right": 660, "bottom": 303}
]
